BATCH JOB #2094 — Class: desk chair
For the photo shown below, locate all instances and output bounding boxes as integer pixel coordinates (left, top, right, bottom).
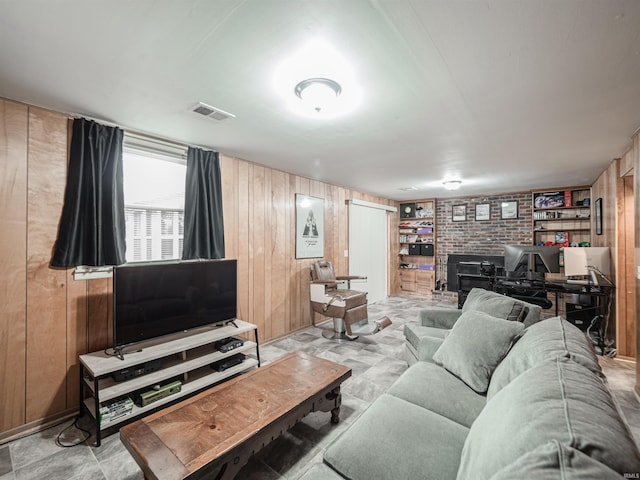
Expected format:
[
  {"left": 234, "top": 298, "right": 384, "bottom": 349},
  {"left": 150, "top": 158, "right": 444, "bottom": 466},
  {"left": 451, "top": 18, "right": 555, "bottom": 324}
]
[{"left": 309, "top": 260, "right": 391, "bottom": 340}]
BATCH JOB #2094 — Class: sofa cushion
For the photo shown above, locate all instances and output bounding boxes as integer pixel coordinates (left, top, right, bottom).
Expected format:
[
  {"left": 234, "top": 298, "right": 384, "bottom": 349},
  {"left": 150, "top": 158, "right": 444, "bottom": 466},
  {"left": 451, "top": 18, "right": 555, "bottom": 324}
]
[
  {"left": 461, "top": 288, "right": 541, "bottom": 327},
  {"left": 489, "top": 440, "right": 623, "bottom": 480},
  {"left": 387, "top": 361, "right": 486, "bottom": 427},
  {"left": 433, "top": 310, "right": 524, "bottom": 394},
  {"left": 324, "top": 394, "right": 468, "bottom": 480},
  {"left": 487, "top": 316, "right": 603, "bottom": 399},
  {"left": 297, "top": 463, "right": 345, "bottom": 480},
  {"left": 457, "top": 356, "right": 640, "bottom": 479}
]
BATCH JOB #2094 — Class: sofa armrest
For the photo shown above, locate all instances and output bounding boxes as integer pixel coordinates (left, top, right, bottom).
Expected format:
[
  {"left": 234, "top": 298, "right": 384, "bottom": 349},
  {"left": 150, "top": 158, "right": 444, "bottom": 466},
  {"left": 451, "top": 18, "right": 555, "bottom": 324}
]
[{"left": 418, "top": 308, "right": 462, "bottom": 329}]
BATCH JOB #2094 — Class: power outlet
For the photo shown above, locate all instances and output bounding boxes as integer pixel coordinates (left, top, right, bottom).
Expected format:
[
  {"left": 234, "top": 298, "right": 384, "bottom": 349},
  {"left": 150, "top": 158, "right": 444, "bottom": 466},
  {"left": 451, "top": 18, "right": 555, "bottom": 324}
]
[{"left": 344, "top": 250, "right": 349, "bottom": 257}]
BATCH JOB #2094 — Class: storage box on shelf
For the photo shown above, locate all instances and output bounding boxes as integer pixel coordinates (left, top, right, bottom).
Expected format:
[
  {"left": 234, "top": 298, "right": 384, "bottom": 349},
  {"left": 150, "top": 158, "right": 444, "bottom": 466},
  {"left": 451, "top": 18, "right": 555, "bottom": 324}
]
[
  {"left": 532, "top": 187, "right": 592, "bottom": 248},
  {"left": 398, "top": 199, "right": 436, "bottom": 295},
  {"left": 79, "top": 320, "right": 260, "bottom": 446}
]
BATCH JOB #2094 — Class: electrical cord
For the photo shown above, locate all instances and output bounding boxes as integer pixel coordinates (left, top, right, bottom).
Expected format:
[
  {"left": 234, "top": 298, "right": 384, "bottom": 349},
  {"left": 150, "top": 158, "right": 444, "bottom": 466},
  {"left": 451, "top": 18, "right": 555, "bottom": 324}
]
[
  {"left": 104, "top": 347, "right": 119, "bottom": 357},
  {"left": 5, "top": 415, "right": 88, "bottom": 448},
  {"left": 55, "top": 415, "right": 91, "bottom": 447},
  {"left": 103, "top": 346, "right": 143, "bottom": 359}
]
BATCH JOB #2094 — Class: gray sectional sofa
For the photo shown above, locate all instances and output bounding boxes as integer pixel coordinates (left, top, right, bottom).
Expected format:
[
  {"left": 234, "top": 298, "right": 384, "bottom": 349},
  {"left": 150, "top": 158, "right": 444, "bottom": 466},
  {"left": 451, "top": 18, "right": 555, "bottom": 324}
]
[{"left": 299, "top": 289, "right": 640, "bottom": 479}]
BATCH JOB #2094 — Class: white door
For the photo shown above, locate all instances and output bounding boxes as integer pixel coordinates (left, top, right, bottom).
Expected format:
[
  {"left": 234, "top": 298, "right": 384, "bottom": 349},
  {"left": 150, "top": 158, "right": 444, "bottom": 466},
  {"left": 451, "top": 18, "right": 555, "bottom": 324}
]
[{"left": 348, "top": 202, "right": 388, "bottom": 304}]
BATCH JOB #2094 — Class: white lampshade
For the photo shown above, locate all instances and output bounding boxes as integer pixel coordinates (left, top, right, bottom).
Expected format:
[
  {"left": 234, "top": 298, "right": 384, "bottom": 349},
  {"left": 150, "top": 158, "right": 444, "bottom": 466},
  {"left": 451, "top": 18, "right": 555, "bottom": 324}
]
[
  {"left": 295, "top": 78, "right": 341, "bottom": 112},
  {"left": 443, "top": 180, "right": 462, "bottom": 190}
]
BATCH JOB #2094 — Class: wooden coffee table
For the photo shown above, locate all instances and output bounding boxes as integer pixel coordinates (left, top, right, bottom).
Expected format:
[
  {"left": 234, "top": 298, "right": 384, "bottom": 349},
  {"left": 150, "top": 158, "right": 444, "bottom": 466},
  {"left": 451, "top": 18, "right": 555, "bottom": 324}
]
[{"left": 120, "top": 350, "right": 352, "bottom": 480}]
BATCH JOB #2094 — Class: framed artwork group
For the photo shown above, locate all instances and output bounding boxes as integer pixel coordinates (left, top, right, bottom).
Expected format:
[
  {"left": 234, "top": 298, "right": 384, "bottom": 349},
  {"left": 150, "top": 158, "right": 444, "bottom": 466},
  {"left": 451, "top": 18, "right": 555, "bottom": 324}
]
[{"left": 452, "top": 200, "right": 519, "bottom": 222}]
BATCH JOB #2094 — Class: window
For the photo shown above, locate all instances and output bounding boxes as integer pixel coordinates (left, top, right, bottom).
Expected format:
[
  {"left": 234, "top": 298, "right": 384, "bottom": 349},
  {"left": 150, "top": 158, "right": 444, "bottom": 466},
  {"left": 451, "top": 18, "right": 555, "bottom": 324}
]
[{"left": 122, "top": 137, "right": 187, "bottom": 262}]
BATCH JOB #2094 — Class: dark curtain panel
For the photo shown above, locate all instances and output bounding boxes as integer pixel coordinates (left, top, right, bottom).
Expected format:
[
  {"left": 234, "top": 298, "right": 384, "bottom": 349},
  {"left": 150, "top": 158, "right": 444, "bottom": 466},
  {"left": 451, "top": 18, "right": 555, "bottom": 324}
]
[
  {"left": 182, "top": 147, "right": 225, "bottom": 260},
  {"left": 51, "top": 118, "right": 126, "bottom": 267}
]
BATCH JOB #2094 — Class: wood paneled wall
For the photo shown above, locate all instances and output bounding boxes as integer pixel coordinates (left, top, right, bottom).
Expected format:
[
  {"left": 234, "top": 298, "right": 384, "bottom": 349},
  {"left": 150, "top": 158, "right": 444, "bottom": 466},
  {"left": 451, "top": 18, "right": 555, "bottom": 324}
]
[
  {"left": 0, "top": 99, "right": 28, "bottom": 434},
  {"left": 0, "top": 98, "right": 396, "bottom": 441},
  {"left": 219, "top": 156, "right": 397, "bottom": 340},
  {"left": 591, "top": 160, "right": 623, "bottom": 352},
  {"left": 633, "top": 130, "right": 640, "bottom": 397},
  {"left": 620, "top": 175, "right": 636, "bottom": 357}
]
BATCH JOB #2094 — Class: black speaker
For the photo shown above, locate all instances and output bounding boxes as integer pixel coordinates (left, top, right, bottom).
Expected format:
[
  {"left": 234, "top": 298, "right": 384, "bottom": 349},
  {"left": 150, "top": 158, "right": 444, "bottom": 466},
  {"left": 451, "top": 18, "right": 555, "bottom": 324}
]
[
  {"left": 420, "top": 244, "right": 434, "bottom": 256},
  {"left": 400, "top": 203, "right": 416, "bottom": 218}
]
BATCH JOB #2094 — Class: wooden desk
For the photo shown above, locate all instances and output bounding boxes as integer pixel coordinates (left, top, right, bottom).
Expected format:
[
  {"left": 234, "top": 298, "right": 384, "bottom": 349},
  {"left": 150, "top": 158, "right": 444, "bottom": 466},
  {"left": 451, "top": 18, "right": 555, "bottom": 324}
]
[{"left": 120, "top": 350, "right": 351, "bottom": 480}]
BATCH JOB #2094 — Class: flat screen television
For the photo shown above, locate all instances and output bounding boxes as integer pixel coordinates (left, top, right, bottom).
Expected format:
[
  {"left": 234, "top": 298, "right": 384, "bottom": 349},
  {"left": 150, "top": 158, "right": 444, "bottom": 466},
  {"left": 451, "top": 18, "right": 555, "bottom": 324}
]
[
  {"left": 113, "top": 259, "right": 237, "bottom": 355},
  {"left": 503, "top": 245, "right": 560, "bottom": 281}
]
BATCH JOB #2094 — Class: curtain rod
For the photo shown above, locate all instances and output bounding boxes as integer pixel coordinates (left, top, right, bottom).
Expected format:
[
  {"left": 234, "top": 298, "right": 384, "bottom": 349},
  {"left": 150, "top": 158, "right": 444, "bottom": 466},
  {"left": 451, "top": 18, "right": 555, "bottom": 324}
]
[{"left": 68, "top": 112, "right": 216, "bottom": 154}]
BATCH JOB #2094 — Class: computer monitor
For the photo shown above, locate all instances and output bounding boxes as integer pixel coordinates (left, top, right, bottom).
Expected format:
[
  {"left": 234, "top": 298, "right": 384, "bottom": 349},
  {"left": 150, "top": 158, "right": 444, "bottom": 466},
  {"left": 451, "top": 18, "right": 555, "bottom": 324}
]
[
  {"left": 563, "top": 247, "right": 611, "bottom": 278},
  {"left": 503, "top": 245, "right": 561, "bottom": 281}
]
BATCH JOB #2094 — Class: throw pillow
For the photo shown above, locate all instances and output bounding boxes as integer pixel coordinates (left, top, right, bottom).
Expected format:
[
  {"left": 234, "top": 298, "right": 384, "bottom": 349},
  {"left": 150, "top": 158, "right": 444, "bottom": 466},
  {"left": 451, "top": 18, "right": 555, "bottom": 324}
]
[
  {"left": 432, "top": 310, "right": 524, "bottom": 394},
  {"left": 461, "top": 288, "right": 541, "bottom": 327}
]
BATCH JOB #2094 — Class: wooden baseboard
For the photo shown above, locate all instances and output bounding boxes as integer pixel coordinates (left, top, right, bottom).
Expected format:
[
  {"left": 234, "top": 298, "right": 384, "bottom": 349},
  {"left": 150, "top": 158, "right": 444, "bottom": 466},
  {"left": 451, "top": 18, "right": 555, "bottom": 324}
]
[{"left": 0, "top": 408, "right": 78, "bottom": 445}]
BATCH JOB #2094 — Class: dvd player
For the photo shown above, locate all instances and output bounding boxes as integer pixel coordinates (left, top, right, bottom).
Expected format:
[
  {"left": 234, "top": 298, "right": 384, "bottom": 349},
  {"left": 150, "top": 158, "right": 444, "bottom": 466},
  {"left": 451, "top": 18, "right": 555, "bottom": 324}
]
[
  {"left": 210, "top": 353, "right": 246, "bottom": 372},
  {"left": 112, "top": 358, "right": 162, "bottom": 382},
  {"left": 215, "top": 336, "right": 245, "bottom": 353}
]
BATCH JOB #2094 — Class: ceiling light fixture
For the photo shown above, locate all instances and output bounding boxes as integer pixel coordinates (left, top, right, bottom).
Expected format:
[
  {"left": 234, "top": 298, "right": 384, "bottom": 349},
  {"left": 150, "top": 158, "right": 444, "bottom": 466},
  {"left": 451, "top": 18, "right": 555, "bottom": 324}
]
[
  {"left": 443, "top": 180, "right": 462, "bottom": 190},
  {"left": 294, "top": 77, "right": 342, "bottom": 112}
]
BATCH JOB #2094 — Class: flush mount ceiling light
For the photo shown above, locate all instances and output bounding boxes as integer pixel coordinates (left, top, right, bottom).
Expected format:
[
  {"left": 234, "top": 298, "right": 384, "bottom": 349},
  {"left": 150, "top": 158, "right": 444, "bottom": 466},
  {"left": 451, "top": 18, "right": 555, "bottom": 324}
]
[
  {"left": 443, "top": 180, "right": 462, "bottom": 190},
  {"left": 274, "top": 39, "right": 361, "bottom": 118},
  {"left": 294, "top": 78, "right": 342, "bottom": 112}
]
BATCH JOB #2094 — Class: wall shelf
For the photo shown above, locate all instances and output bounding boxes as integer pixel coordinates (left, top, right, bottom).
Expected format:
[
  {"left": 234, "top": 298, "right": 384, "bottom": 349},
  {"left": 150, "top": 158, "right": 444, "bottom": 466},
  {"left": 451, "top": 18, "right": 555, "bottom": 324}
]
[
  {"left": 531, "top": 187, "right": 592, "bottom": 247},
  {"left": 398, "top": 199, "right": 437, "bottom": 294}
]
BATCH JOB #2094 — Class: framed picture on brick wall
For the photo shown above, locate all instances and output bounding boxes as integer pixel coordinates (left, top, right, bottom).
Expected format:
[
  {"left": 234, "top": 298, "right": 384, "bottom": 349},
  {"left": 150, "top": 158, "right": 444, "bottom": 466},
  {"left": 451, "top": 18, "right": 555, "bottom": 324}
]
[
  {"left": 475, "top": 203, "right": 490, "bottom": 221},
  {"left": 452, "top": 204, "right": 467, "bottom": 222},
  {"left": 501, "top": 200, "right": 518, "bottom": 219}
]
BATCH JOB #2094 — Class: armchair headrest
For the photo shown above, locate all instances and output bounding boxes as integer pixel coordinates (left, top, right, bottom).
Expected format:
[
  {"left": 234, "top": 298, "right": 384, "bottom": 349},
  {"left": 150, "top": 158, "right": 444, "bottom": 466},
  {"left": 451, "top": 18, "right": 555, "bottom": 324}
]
[{"left": 311, "top": 260, "right": 336, "bottom": 282}]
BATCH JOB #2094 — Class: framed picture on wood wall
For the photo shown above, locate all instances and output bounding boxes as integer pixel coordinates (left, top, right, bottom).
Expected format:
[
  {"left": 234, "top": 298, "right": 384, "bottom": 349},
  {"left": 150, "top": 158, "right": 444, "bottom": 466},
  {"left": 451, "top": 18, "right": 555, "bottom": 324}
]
[
  {"left": 595, "top": 197, "right": 603, "bottom": 235},
  {"left": 295, "top": 194, "right": 324, "bottom": 258}
]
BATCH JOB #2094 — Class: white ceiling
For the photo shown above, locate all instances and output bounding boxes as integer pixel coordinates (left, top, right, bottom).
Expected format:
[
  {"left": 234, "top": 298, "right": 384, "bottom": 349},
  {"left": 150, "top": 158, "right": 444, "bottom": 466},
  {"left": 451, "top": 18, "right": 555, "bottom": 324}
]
[{"left": 1, "top": 0, "right": 640, "bottom": 200}]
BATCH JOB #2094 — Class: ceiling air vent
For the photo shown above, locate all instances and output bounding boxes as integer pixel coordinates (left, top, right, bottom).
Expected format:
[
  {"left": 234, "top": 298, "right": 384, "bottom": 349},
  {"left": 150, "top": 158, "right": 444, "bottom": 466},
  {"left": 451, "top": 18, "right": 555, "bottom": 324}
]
[{"left": 191, "top": 102, "right": 235, "bottom": 121}]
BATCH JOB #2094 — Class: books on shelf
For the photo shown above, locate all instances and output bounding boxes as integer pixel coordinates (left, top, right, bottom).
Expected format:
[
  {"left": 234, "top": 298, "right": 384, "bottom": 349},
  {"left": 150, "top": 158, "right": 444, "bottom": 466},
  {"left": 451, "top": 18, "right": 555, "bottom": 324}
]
[
  {"left": 99, "top": 397, "right": 134, "bottom": 425},
  {"left": 399, "top": 234, "right": 419, "bottom": 243}
]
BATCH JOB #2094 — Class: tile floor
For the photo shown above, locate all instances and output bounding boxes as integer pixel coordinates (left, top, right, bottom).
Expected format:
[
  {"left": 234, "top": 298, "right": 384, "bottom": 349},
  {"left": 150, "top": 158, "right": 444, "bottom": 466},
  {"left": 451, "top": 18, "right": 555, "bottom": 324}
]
[{"left": 0, "top": 294, "right": 638, "bottom": 480}]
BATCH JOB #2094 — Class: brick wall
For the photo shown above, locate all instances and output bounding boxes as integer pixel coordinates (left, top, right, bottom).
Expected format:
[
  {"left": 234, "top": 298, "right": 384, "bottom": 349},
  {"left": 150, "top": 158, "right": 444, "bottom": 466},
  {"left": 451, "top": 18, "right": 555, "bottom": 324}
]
[
  {"left": 428, "top": 192, "right": 532, "bottom": 298},
  {"left": 436, "top": 191, "right": 532, "bottom": 258}
]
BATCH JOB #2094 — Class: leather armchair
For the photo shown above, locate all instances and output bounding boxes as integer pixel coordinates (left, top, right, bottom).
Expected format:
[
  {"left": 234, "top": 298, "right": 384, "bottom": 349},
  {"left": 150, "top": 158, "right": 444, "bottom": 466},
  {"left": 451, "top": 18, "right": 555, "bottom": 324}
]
[{"left": 309, "top": 260, "right": 390, "bottom": 339}]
